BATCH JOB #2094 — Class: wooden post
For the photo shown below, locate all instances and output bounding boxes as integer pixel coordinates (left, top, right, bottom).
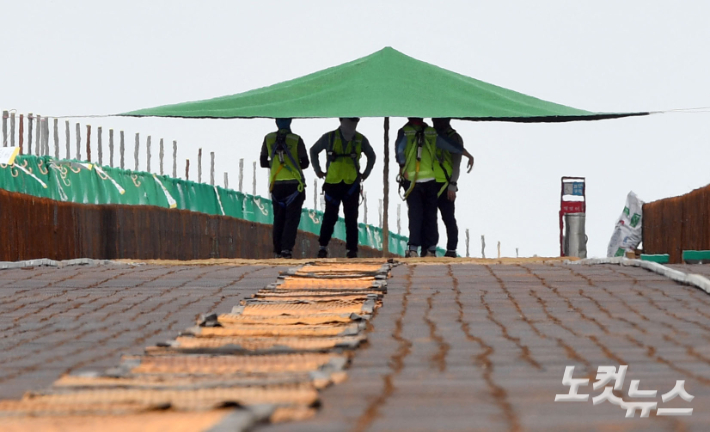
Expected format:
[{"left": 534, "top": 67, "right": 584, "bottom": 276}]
[
  {"left": 363, "top": 191, "right": 368, "bottom": 224},
  {"left": 382, "top": 117, "right": 390, "bottom": 255},
  {"left": 146, "top": 136, "right": 151, "bottom": 172},
  {"left": 497, "top": 241, "right": 501, "bottom": 259},
  {"left": 86, "top": 125, "right": 91, "bottom": 162},
  {"left": 159, "top": 138, "right": 164, "bottom": 175},
  {"left": 2, "top": 110, "right": 7, "bottom": 147},
  {"left": 35, "top": 116, "right": 41, "bottom": 155},
  {"left": 466, "top": 229, "right": 470, "bottom": 258},
  {"left": 19, "top": 114, "right": 24, "bottom": 154},
  {"left": 75, "top": 123, "right": 81, "bottom": 160},
  {"left": 27, "top": 113, "right": 33, "bottom": 155},
  {"left": 197, "top": 148, "right": 202, "bottom": 182},
  {"left": 210, "top": 151, "right": 215, "bottom": 186},
  {"left": 224, "top": 172, "right": 228, "bottom": 189},
  {"left": 10, "top": 112, "right": 16, "bottom": 147},
  {"left": 397, "top": 203, "right": 401, "bottom": 234},
  {"left": 185, "top": 159, "right": 190, "bottom": 180},
  {"left": 516, "top": 247, "right": 519, "bottom": 258},
  {"left": 172, "top": 140, "right": 177, "bottom": 177},
  {"left": 64, "top": 121, "right": 70, "bottom": 159},
  {"left": 109, "top": 129, "right": 114, "bottom": 167},
  {"left": 120, "top": 131, "right": 125, "bottom": 169},
  {"left": 378, "top": 199, "right": 383, "bottom": 228},
  {"left": 238, "top": 158, "right": 244, "bottom": 192},
  {"left": 313, "top": 179, "right": 317, "bottom": 210},
  {"left": 43, "top": 118, "right": 49, "bottom": 156},
  {"left": 252, "top": 161, "right": 256, "bottom": 196},
  {"left": 481, "top": 235, "right": 486, "bottom": 259},
  {"left": 53, "top": 118, "right": 59, "bottom": 158},
  {"left": 97, "top": 126, "right": 103, "bottom": 165},
  {"left": 134, "top": 133, "right": 139, "bottom": 170}
]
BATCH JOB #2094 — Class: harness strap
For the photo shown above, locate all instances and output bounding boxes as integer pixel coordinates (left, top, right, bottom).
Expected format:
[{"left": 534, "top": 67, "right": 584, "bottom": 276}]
[
  {"left": 269, "top": 132, "right": 305, "bottom": 192},
  {"left": 273, "top": 190, "right": 301, "bottom": 208}
]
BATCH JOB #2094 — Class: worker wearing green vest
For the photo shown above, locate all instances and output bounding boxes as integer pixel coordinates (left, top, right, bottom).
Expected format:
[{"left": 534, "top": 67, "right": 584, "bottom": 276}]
[
  {"left": 310, "top": 118, "right": 376, "bottom": 258},
  {"left": 259, "top": 118, "right": 310, "bottom": 258},
  {"left": 421, "top": 118, "right": 474, "bottom": 257},
  {"left": 395, "top": 118, "right": 463, "bottom": 258}
]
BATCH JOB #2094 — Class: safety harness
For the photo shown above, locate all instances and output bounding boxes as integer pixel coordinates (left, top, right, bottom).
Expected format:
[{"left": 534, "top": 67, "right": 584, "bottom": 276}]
[
  {"left": 323, "top": 130, "right": 363, "bottom": 206},
  {"left": 269, "top": 131, "right": 305, "bottom": 208}
]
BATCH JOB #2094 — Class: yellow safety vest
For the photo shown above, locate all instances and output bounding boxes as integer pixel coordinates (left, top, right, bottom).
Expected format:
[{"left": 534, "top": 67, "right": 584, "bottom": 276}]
[
  {"left": 402, "top": 124, "right": 437, "bottom": 182},
  {"left": 266, "top": 130, "right": 304, "bottom": 190},
  {"left": 325, "top": 130, "right": 363, "bottom": 185}
]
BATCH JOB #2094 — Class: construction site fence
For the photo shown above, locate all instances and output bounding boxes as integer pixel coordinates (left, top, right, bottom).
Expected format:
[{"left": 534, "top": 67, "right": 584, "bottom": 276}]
[
  {"left": 643, "top": 183, "right": 710, "bottom": 264},
  {"left": 0, "top": 189, "right": 394, "bottom": 260},
  {"left": 0, "top": 155, "right": 413, "bottom": 258}
]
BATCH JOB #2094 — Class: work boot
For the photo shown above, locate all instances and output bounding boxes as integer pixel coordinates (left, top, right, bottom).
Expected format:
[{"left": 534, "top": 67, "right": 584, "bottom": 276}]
[
  {"left": 317, "top": 248, "right": 328, "bottom": 259},
  {"left": 405, "top": 249, "right": 418, "bottom": 258},
  {"left": 346, "top": 250, "right": 358, "bottom": 259},
  {"left": 280, "top": 250, "right": 293, "bottom": 259},
  {"left": 420, "top": 249, "right": 428, "bottom": 257},
  {"left": 444, "top": 250, "right": 457, "bottom": 258}
]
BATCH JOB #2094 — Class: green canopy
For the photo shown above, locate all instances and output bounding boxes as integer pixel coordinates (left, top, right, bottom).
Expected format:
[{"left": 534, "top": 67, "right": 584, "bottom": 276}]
[{"left": 123, "top": 47, "right": 646, "bottom": 122}]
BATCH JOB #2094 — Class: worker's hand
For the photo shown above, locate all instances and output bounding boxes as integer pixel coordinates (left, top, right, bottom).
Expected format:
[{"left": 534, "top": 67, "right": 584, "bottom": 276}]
[
  {"left": 316, "top": 171, "right": 325, "bottom": 179},
  {"left": 403, "top": 172, "right": 409, "bottom": 180},
  {"left": 466, "top": 155, "right": 474, "bottom": 173},
  {"left": 447, "top": 189, "right": 456, "bottom": 202}
]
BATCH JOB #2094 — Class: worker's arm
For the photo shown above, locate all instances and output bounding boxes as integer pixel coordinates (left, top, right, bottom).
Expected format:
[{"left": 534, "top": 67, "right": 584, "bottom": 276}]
[
  {"left": 360, "top": 137, "right": 377, "bottom": 180},
  {"left": 297, "top": 138, "right": 310, "bottom": 170},
  {"left": 309, "top": 134, "right": 328, "bottom": 178},
  {"left": 436, "top": 133, "right": 463, "bottom": 154},
  {"left": 259, "top": 138, "right": 270, "bottom": 168},
  {"left": 394, "top": 129, "right": 407, "bottom": 166}
]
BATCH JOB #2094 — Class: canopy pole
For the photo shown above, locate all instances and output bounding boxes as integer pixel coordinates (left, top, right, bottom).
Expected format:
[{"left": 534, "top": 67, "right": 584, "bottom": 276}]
[{"left": 382, "top": 117, "right": 390, "bottom": 256}]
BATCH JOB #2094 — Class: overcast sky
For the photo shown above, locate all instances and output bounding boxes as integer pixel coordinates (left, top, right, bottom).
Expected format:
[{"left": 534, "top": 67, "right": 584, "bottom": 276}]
[{"left": 2, "top": 0, "right": 709, "bottom": 257}]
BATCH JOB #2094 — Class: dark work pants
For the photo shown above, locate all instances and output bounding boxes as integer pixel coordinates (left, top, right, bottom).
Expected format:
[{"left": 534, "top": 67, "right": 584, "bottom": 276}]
[
  {"left": 271, "top": 183, "right": 305, "bottom": 254},
  {"left": 319, "top": 180, "right": 360, "bottom": 252},
  {"left": 405, "top": 180, "right": 439, "bottom": 249},
  {"left": 422, "top": 182, "right": 458, "bottom": 252}
]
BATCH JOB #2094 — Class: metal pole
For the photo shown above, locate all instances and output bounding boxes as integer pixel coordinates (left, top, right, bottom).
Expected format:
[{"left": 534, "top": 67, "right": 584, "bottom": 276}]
[
  {"left": 382, "top": 117, "right": 390, "bottom": 255},
  {"left": 210, "top": 151, "right": 215, "bottom": 186},
  {"left": 238, "top": 158, "right": 244, "bottom": 192},
  {"left": 197, "top": 148, "right": 202, "bottom": 182},
  {"left": 481, "top": 235, "right": 486, "bottom": 259},
  {"left": 53, "top": 118, "right": 59, "bottom": 159},
  {"left": 252, "top": 161, "right": 256, "bottom": 196},
  {"left": 466, "top": 229, "right": 470, "bottom": 258},
  {"left": 172, "top": 140, "right": 177, "bottom": 177},
  {"left": 10, "top": 112, "right": 16, "bottom": 147}
]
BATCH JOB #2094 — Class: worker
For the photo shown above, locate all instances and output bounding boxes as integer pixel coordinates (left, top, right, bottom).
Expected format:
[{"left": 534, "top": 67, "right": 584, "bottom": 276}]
[
  {"left": 260, "top": 118, "right": 309, "bottom": 258},
  {"left": 421, "top": 118, "right": 474, "bottom": 257},
  {"left": 310, "top": 118, "right": 376, "bottom": 258},
  {"left": 395, "top": 117, "right": 463, "bottom": 258}
]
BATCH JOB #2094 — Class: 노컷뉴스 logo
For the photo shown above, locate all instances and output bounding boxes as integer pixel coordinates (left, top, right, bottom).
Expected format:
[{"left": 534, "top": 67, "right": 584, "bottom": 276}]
[{"left": 555, "top": 366, "right": 694, "bottom": 417}]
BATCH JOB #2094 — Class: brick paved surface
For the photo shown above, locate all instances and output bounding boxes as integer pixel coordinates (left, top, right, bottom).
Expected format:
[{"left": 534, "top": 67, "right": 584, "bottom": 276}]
[
  {"left": 0, "top": 263, "right": 284, "bottom": 399},
  {"left": 263, "top": 262, "right": 710, "bottom": 432}
]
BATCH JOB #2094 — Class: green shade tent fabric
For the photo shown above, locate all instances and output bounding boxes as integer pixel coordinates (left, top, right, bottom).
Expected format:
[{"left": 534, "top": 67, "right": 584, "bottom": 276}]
[{"left": 123, "top": 47, "right": 647, "bottom": 122}]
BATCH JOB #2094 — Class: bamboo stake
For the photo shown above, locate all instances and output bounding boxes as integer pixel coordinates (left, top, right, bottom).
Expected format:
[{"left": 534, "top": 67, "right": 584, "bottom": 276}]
[
  {"left": 19, "top": 115, "right": 24, "bottom": 154},
  {"left": 86, "top": 125, "right": 91, "bottom": 162},
  {"left": 185, "top": 159, "right": 190, "bottom": 180},
  {"left": 238, "top": 158, "right": 244, "bottom": 192},
  {"left": 65, "top": 121, "right": 70, "bottom": 159},
  {"left": 134, "top": 133, "right": 139, "bottom": 170},
  {"left": 252, "top": 161, "right": 256, "bottom": 196},
  {"left": 466, "top": 229, "right": 470, "bottom": 258},
  {"left": 382, "top": 117, "right": 390, "bottom": 255},
  {"left": 146, "top": 135, "right": 151, "bottom": 172},
  {"left": 97, "top": 127, "right": 103, "bottom": 165},
  {"left": 313, "top": 179, "right": 317, "bottom": 210},
  {"left": 397, "top": 203, "right": 401, "bottom": 235},
  {"left": 481, "top": 235, "right": 486, "bottom": 259},
  {"left": 27, "top": 113, "right": 33, "bottom": 155},
  {"left": 159, "top": 138, "right": 164, "bottom": 175},
  {"left": 210, "top": 152, "right": 215, "bottom": 186},
  {"left": 120, "top": 131, "right": 125, "bottom": 169},
  {"left": 35, "top": 115, "right": 41, "bottom": 155},
  {"left": 10, "top": 112, "right": 16, "bottom": 147},
  {"left": 53, "top": 118, "right": 59, "bottom": 158},
  {"left": 497, "top": 241, "right": 501, "bottom": 259},
  {"left": 2, "top": 110, "right": 7, "bottom": 147},
  {"left": 224, "top": 172, "right": 228, "bottom": 189},
  {"left": 109, "top": 129, "right": 114, "bottom": 167},
  {"left": 172, "top": 141, "right": 177, "bottom": 177},
  {"left": 42, "top": 118, "right": 49, "bottom": 156},
  {"left": 378, "top": 199, "right": 383, "bottom": 228},
  {"left": 75, "top": 123, "right": 81, "bottom": 160},
  {"left": 363, "top": 191, "right": 367, "bottom": 224},
  {"left": 197, "top": 148, "right": 202, "bottom": 183}
]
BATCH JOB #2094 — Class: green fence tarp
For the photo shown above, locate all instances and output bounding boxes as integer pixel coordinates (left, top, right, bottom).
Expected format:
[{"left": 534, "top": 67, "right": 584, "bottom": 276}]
[
  {"left": 124, "top": 47, "right": 647, "bottom": 122},
  {"left": 0, "top": 155, "right": 417, "bottom": 256}
]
